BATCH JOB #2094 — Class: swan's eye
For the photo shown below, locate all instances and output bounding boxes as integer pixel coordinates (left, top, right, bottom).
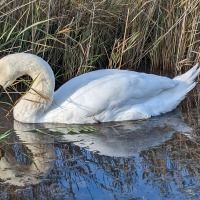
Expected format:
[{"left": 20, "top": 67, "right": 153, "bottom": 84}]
[
  {"left": 0, "top": 85, "right": 3, "bottom": 96},
  {"left": 0, "top": 149, "right": 4, "bottom": 160}
]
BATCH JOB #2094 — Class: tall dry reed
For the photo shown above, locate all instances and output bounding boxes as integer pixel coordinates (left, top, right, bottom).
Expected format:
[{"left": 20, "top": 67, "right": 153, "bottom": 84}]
[{"left": 0, "top": 0, "right": 199, "bottom": 83}]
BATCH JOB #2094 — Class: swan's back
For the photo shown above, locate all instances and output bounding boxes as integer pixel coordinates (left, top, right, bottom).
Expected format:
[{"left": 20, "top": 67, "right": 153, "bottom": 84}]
[
  {"left": 53, "top": 69, "right": 176, "bottom": 105},
  {"left": 43, "top": 68, "right": 187, "bottom": 124}
]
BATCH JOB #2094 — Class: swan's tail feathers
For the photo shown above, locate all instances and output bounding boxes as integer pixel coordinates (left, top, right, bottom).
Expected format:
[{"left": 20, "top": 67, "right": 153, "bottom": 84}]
[
  {"left": 173, "top": 63, "right": 200, "bottom": 83},
  {"left": 177, "top": 81, "right": 197, "bottom": 103},
  {"left": 147, "top": 64, "right": 199, "bottom": 118},
  {"left": 164, "top": 64, "right": 199, "bottom": 115},
  {"left": 172, "top": 64, "right": 199, "bottom": 106},
  {"left": 186, "top": 81, "right": 197, "bottom": 93}
]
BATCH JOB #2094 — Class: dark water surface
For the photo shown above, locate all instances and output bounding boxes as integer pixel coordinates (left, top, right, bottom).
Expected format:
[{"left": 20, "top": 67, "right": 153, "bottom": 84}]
[{"left": 0, "top": 86, "right": 200, "bottom": 200}]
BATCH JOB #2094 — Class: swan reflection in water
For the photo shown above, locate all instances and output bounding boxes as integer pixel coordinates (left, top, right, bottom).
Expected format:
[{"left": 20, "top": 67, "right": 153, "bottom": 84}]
[
  {"left": 0, "top": 109, "right": 199, "bottom": 199},
  {"left": 0, "top": 126, "right": 55, "bottom": 186}
]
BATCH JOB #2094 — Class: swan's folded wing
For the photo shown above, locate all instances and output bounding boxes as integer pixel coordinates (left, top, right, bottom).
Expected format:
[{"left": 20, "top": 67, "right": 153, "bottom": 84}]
[{"left": 56, "top": 72, "right": 177, "bottom": 117}]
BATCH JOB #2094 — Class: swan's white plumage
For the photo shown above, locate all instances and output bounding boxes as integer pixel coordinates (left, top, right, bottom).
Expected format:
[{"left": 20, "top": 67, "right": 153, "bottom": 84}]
[
  {"left": 45, "top": 70, "right": 177, "bottom": 123},
  {"left": 0, "top": 53, "right": 199, "bottom": 124}
]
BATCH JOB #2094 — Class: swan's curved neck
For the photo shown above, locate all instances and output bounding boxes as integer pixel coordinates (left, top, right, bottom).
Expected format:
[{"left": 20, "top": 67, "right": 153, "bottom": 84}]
[{"left": 13, "top": 54, "right": 55, "bottom": 123}]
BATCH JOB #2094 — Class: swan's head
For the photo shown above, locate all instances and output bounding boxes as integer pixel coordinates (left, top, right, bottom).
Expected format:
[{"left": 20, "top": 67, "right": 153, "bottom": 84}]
[
  {"left": 0, "top": 53, "right": 55, "bottom": 99},
  {"left": 0, "top": 53, "right": 27, "bottom": 91},
  {"left": 0, "top": 54, "right": 23, "bottom": 89}
]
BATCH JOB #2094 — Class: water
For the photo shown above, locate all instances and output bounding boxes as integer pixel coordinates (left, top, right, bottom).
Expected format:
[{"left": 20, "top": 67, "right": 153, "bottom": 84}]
[{"left": 0, "top": 86, "right": 200, "bottom": 200}]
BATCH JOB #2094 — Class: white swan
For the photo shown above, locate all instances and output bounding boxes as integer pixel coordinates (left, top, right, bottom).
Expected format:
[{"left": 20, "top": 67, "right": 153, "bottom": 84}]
[{"left": 0, "top": 53, "right": 199, "bottom": 124}]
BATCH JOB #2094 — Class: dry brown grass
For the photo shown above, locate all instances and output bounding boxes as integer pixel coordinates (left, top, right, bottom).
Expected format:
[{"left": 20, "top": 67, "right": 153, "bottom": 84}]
[{"left": 0, "top": 0, "right": 199, "bottom": 83}]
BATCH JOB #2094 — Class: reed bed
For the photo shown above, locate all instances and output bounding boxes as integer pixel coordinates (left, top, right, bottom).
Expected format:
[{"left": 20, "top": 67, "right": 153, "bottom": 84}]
[{"left": 0, "top": 0, "right": 199, "bottom": 83}]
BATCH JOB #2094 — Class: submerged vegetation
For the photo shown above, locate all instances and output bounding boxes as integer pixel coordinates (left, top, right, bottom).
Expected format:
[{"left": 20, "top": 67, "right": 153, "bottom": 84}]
[{"left": 0, "top": 0, "right": 199, "bottom": 84}]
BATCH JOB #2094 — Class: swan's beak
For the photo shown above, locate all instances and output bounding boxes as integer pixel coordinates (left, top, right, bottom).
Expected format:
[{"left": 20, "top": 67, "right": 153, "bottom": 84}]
[{"left": 0, "top": 85, "right": 3, "bottom": 96}]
